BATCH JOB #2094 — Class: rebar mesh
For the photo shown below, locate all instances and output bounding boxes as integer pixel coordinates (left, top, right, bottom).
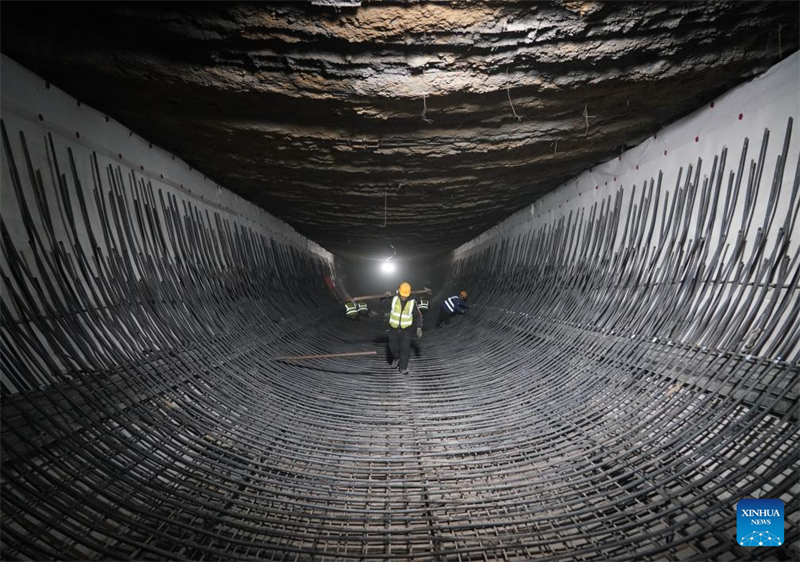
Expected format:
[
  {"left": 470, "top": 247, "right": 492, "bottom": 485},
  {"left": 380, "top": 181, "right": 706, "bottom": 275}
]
[{"left": 1, "top": 117, "right": 799, "bottom": 560}]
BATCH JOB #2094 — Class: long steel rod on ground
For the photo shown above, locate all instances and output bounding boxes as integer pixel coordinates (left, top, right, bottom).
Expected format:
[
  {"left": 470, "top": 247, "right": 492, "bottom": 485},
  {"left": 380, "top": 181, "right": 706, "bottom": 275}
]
[{"left": 273, "top": 351, "right": 378, "bottom": 361}]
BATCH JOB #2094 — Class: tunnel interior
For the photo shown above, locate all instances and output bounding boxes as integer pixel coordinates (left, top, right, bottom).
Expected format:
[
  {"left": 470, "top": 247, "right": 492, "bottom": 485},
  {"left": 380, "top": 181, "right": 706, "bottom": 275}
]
[{"left": 2, "top": 2, "right": 800, "bottom": 561}]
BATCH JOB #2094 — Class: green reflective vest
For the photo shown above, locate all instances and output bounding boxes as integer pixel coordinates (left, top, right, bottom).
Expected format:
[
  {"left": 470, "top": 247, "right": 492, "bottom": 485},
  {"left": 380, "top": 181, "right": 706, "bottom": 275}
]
[
  {"left": 389, "top": 296, "right": 415, "bottom": 329},
  {"left": 358, "top": 302, "right": 368, "bottom": 314},
  {"left": 345, "top": 301, "right": 358, "bottom": 318},
  {"left": 418, "top": 298, "right": 429, "bottom": 311}
]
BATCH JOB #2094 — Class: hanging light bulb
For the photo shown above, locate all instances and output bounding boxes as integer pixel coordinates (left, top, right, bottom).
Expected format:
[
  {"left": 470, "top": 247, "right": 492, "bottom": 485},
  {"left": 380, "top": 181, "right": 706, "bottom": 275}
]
[{"left": 379, "top": 243, "right": 397, "bottom": 274}]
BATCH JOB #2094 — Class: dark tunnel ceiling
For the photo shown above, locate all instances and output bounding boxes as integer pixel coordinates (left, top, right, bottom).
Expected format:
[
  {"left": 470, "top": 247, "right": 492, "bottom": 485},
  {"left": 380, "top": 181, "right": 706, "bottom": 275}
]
[{"left": 2, "top": 1, "right": 798, "bottom": 259}]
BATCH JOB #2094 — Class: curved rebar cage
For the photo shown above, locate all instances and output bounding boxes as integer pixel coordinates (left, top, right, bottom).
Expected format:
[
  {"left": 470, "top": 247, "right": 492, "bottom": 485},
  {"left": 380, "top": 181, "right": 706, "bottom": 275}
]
[{"left": 1, "top": 113, "right": 798, "bottom": 560}]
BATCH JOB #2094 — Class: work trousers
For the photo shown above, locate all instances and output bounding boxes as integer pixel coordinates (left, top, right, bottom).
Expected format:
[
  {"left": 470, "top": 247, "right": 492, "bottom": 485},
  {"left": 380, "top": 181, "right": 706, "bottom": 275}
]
[
  {"left": 388, "top": 327, "right": 413, "bottom": 370},
  {"left": 435, "top": 308, "right": 452, "bottom": 328}
]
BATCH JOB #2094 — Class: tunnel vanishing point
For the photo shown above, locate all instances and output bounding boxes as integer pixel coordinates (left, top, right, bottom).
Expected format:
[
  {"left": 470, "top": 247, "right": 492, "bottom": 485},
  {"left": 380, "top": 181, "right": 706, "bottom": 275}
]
[{"left": 1, "top": 2, "right": 799, "bottom": 561}]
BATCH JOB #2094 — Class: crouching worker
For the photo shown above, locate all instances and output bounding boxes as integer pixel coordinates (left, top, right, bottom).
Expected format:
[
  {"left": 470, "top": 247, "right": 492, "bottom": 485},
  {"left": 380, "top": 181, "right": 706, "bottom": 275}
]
[
  {"left": 344, "top": 301, "right": 359, "bottom": 320},
  {"left": 436, "top": 290, "right": 469, "bottom": 328},
  {"left": 381, "top": 282, "right": 423, "bottom": 375}
]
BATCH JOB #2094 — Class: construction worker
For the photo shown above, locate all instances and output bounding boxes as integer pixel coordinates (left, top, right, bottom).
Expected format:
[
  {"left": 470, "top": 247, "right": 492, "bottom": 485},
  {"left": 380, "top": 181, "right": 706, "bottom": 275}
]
[
  {"left": 436, "top": 290, "right": 469, "bottom": 328},
  {"left": 417, "top": 296, "right": 430, "bottom": 313},
  {"left": 344, "top": 301, "right": 359, "bottom": 320},
  {"left": 357, "top": 301, "right": 369, "bottom": 317},
  {"left": 381, "top": 282, "right": 423, "bottom": 375}
]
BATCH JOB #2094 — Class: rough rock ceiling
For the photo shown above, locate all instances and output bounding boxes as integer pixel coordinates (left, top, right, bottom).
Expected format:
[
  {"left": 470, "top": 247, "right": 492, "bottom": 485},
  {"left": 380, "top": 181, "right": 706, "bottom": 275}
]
[{"left": 2, "top": 1, "right": 798, "bottom": 259}]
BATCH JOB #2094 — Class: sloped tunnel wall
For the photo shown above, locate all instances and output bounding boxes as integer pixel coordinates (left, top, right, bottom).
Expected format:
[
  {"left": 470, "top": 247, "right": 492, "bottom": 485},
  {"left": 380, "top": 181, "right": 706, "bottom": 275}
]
[
  {"left": 438, "top": 54, "right": 800, "bottom": 559},
  {"left": 2, "top": 56, "right": 800, "bottom": 561}
]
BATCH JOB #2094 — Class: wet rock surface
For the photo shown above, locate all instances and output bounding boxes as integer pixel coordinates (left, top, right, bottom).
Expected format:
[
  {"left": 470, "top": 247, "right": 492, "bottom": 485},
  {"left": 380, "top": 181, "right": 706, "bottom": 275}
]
[{"left": 2, "top": 1, "right": 797, "bottom": 258}]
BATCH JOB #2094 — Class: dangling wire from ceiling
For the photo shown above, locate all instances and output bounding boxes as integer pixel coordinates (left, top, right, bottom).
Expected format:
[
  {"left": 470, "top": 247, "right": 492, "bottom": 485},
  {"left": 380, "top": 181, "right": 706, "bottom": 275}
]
[
  {"left": 421, "top": 95, "right": 433, "bottom": 124},
  {"left": 507, "top": 88, "right": 522, "bottom": 122},
  {"left": 379, "top": 183, "right": 402, "bottom": 228}
]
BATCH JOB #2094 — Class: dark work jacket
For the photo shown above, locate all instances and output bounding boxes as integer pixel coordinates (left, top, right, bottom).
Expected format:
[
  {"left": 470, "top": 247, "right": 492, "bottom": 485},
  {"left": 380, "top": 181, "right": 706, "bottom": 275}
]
[{"left": 441, "top": 295, "right": 469, "bottom": 314}]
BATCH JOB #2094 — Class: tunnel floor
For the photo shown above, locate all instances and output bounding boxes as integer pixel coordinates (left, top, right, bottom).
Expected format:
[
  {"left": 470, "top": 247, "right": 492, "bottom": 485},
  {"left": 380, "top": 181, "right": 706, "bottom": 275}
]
[{"left": 3, "top": 304, "right": 796, "bottom": 560}]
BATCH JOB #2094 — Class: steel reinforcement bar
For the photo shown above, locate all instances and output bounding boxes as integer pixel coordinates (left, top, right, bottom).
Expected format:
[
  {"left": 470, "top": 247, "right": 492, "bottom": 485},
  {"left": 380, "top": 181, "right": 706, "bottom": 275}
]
[{"left": 1, "top": 117, "right": 799, "bottom": 561}]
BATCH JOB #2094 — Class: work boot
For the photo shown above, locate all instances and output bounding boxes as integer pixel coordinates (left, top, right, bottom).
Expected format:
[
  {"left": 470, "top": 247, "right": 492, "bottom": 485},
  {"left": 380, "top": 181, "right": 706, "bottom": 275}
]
[
  {"left": 391, "top": 359, "right": 399, "bottom": 368},
  {"left": 400, "top": 368, "right": 409, "bottom": 375}
]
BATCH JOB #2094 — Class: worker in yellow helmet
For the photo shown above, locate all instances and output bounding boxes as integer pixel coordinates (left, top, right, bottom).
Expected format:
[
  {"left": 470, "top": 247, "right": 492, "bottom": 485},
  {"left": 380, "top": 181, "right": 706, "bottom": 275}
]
[
  {"left": 381, "top": 281, "right": 423, "bottom": 375},
  {"left": 436, "top": 290, "right": 469, "bottom": 328}
]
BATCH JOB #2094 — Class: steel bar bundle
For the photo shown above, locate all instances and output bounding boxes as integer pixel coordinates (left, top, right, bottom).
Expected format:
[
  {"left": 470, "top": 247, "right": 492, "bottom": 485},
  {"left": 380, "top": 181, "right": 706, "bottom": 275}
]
[{"left": 1, "top": 116, "right": 799, "bottom": 561}]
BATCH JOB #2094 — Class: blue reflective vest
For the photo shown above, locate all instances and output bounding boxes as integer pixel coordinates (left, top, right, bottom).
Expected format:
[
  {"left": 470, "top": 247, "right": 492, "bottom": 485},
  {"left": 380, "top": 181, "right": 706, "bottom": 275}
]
[{"left": 442, "top": 295, "right": 468, "bottom": 313}]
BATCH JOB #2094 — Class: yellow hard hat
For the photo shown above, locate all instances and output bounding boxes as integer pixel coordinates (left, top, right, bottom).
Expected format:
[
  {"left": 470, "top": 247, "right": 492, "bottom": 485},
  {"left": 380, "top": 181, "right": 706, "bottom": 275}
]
[
  {"left": 459, "top": 290, "right": 468, "bottom": 299},
  {"left": 399, "top": 282, "right": 412, "bottom": 297}
]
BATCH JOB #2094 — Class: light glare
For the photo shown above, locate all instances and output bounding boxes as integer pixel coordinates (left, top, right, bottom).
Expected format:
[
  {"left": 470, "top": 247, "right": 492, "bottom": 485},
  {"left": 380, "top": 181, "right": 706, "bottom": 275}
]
[{"left": 381, "top": 261, "right": 395, "bottom": 274}]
